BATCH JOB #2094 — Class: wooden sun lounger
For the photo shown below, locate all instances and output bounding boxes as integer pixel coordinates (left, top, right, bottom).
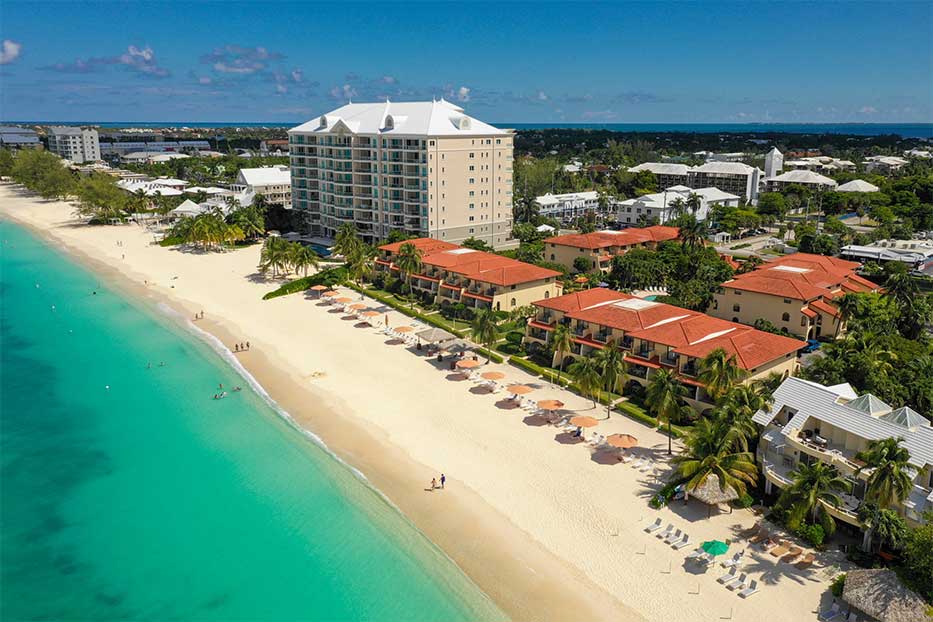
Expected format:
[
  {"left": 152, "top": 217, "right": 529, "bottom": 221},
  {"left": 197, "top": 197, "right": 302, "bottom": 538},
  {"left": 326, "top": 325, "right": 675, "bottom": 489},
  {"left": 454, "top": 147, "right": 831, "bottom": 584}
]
[
  {"left": 749, "top": 529, "right": 769, "bottom": 544},
  {"left": 781, "top": 547, "right": 803, "bottom": 563},
  {"left": 769, "top": 542, "right": 791, "bottom": 557},
  {"left": 795, "top": 552, "right": 816, "bottom": 569}
]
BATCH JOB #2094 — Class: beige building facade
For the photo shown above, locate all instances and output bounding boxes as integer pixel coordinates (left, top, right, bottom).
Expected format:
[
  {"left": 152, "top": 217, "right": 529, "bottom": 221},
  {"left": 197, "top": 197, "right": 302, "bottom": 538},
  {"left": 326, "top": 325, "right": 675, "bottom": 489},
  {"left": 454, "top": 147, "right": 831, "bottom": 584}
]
[{"left": 289, "top": 101, "right": 514, "bottom": 248}]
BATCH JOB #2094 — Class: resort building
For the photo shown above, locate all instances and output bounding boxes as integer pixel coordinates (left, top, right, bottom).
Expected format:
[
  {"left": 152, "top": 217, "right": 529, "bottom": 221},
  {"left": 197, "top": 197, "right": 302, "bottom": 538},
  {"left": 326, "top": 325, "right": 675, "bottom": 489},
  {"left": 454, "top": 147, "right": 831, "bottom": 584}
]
[
  {"left": 627, "top": 162, "right": 690, "bottom": 188},
  {"left": 543, "top": 226, "right": 679, "bottom": 272},
  {"left": 376, "top": 238, "right": 561, "bottom": 311},
  {"left": 764, "top": 147, "right": 783, "bottom": 179},
  {"left": 841, "top": 239, "right": 933, "bottom": 271},
  {"left": 534, "top": 191, "right": 601, "bottom": 223},
  {"left": 615, "top": 185, "right": 739, "bottom": 225},
  {"left": 688, "top": 162, "right": 761, "bottom": 202},
  {"left": 231, "top": 165, "right": 292, "bottom": 207},
  {"left": 765, "top": 170, "right": 838, "bottom": 192},
  {"left": 710, "top": 253, "right": 881, "bottom": 339},
  {"left": 47, "top": 126, "right": 100, "bottom": 163},
  {"left": 782, "top": 156, "right": 856, "bottom": 174},
  {"left": 836, "top": 179, "right": 880, "bottom": 193},
  {"left": 0, "top": 126, "right": 40, "bottom": 150},
  {"left": 863, "top": 155, "right": 910, "bottom": 174},
  {"left": 288, "top": 100, "right": 514, "bottom": 248},
  {"left": 523, "top": 288, "right": 804, "bottom": 411},
  {"left": 100, "top": 140, "right": 211, "bottom": 157},
  {"left": 754, "top": 376, "right": 933, "bottom": 528}
]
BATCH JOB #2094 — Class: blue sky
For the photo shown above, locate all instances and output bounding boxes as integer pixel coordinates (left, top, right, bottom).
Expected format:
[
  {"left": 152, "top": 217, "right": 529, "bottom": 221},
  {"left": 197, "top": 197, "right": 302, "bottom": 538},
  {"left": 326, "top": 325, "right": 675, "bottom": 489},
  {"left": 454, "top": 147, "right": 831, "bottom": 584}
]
[{"left": 1, "top": 1, "right": 930, "bottom": 123}]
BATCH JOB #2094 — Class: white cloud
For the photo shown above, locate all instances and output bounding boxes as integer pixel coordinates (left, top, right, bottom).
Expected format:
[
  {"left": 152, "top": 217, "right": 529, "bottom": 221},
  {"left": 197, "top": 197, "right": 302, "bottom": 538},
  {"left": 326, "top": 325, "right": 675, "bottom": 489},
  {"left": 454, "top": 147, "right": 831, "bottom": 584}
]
[
  {"left": 457, "top": 86, "right": 471, "bottom": 102},
  {"left": 537, "top": 90, "right": 548, "bottom": 101},
  {"left": 0, "top": 39, "right": 22, "bottom": 65},
  {"left": 291, "top": 69, "right": 303, "bottom": 83},
  {"left": 859, "top": 106, "right": 878, "bottom": 114},
  {"left": 329, "top": 83, "right": 357, "bottom": 100}
]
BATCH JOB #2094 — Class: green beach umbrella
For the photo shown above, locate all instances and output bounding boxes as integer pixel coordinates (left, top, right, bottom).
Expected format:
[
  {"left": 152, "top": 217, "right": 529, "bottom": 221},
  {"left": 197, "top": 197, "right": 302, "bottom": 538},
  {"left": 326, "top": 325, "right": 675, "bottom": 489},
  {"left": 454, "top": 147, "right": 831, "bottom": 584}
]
[{"left": 701, "top": 540, "right": 729, "bottom": 556}]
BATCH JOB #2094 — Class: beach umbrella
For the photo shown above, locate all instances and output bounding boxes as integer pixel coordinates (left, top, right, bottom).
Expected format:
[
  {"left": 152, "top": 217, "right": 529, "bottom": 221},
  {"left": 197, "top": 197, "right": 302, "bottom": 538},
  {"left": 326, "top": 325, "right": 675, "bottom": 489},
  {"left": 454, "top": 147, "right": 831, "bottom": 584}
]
[
  {"left": 506, "top": 384, "right": 533, "bottom": 395},
  {"left": 701, "top": 540, "right": 729, "bottom": 556},
  {"left": 481, "top": 371, "right": 505, "bottom": 380},
  {"left": 395, "top": 326, "right": 414, "bottom": 333},
  {"left": 310, "top": 285, "right": 329, "bottom": 291},
  {"left": 416, "top": 326, "right": 457, "bottom": 343},
  {"left": 456, "top": 359, "right": 481, "bottom": 369},
  {"left": 606, "top": 433, "right": 638, "bottom": 449},
  {"left": 569, "top": 415, "right": 599, "bottom": 428},
  {"left": 537, "top": 399, "right": 565, "bottom": 411},
  {"left": 574, "top": 276, "right": 589, "bottom": 284},
  {"left": 323, "top": 290, "right": 339, "bottom": 297},
  {"left": 349, "top": 303, "right": 367, "bottom": 310},
  {"left": 335, "top": 297, "right": 353, "bottom": 304},
  {"left": 361, "top": 310, "right": 381, "bottom": 318}
]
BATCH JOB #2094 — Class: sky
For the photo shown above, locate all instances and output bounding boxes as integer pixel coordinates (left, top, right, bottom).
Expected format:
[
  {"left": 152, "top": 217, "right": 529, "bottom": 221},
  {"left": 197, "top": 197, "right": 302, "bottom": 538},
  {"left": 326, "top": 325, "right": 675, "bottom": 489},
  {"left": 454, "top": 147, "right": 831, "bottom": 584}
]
[{"left": 1, "top": 1, "right": 930, "bottom": 124}]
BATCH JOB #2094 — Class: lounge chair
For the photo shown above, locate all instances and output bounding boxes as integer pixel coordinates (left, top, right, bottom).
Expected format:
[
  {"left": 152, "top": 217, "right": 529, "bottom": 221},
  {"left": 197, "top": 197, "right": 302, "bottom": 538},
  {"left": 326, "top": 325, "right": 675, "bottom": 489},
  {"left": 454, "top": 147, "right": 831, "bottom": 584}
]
[
  {"left": 638, "top": 460, "right": 653, "bottom": 473},
  {"left": 696, "top": 551, "right": 713, "bottom": 564},
  {"left": 664, "top": 528, "right": 682, "bottom": 545},
  {"left": 685, "top": 547, "right": 705, "bottom": 560},
  {"left": 721, "top": 552, "right": 743, "bottom": 568},
  {"left": 718, "top": 567, "right": 738, "bottom": 584},
  {"left": 740, "top": 521, "right": 762, "bottom": 537},
  {"left": 782, "top": 547, "right": 803, "bottom": 563},
  {"left": 819, "top": 603, "right": 842, "bottom": 621},
  {"left": 769, "top": 542, "right": 791, "bottom": 557},
  {"left": 725, "top": 572, "right": 747, "bottom": 590},
  {"left": 656, "top": 524, "right": 674, "bottom": 539},
  {"left": 672, "top": 535, "right": 691, "bottom": 550},
  {"left": 795, "top": 552, "right": 816, "bottom": 569},
  {"left": 738, "top": 580, "right": 759, "bottom": 598},
  {"left": 761, "top": 537, "right": 779, "bottom": 551},
  {"left": 749, "top": 529, "right": 768, "bottom": 544},
  {"left": 644, "top": 518, "right": 663, "bottom": 533}
]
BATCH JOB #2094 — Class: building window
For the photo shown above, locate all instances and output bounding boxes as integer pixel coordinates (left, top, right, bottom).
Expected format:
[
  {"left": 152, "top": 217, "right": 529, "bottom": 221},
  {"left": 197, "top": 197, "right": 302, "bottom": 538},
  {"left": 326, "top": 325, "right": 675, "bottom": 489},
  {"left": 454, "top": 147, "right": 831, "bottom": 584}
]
[
  {"left": 469, "top": 152, "right": 475, "bottom": 158},
  {"left": 733, "top": 304, "right": 740, "bottom": 312},
  {"left": 783, "top": 298, "right": 792, "bottom": 304},
  {"left": 511, "top": 298, "right": 516, "bottom": 307},
  {"left": 544, "top": 291, "right": 550, "bottom": 299},
  {"left": 782, "top": 312, "right": 790, "bottom": 322}
]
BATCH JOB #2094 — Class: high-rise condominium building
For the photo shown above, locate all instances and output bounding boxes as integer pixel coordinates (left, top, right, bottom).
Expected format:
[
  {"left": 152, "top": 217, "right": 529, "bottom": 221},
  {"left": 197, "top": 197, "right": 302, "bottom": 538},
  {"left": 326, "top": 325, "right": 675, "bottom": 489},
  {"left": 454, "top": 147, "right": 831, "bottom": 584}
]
[
  {"left": 47, "top": 126, "right": 101, "bottom": 163},
  {"left": 288, "top": 100, "right": 514, "bottom": 248}
]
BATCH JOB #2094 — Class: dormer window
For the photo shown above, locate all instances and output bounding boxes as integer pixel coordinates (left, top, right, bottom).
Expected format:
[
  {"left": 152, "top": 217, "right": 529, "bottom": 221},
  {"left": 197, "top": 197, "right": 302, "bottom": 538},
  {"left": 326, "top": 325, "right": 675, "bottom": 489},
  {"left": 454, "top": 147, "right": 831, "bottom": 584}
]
[
  {"left": 319, "top": 115, "right": 328, "bottom": 128},
  {"left": 384, "top": 115, "right": 395, "bottom": 131},
  {"left": 459, "top": 117, "right": 472, "bottom": 131}
]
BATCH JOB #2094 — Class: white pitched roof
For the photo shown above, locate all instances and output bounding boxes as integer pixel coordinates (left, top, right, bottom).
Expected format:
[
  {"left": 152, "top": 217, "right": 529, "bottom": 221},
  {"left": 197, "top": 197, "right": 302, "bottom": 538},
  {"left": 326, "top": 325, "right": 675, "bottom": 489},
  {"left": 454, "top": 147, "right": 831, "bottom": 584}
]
[
  {"left": 628, "top": 162, "right": 690, "bottom": 176},
  {"left": 170, "top": 199, "right": 204, "bottom": 217},
  {"left": 689, "top": 162, "right": 756, "bottom": 175},
  {"left": 754, "top": 377, "right": 933, "bottom": 469},
  {"left": 238, "top": 166, "right": 290, "bottom": 187},
  {"left": 837, "top": 179, "right": 880, "bottom": 193},
  {"left": 289, "top": 100, "right": 508, "bottom": 137},
  {"left": 768, "top": 170, "right": 838, "bottom": 187}
]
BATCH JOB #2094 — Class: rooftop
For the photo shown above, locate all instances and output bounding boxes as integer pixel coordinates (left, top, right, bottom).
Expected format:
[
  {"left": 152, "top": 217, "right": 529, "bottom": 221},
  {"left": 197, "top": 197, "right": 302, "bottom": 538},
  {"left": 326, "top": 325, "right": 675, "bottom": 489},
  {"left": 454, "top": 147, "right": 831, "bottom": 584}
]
[
  {"left": 768, "top": 170, "right": 838, "bottom": 187},
  {"left": 238, "top": 166, "right": 290, "bottom": 187},
  {"left": 723, "top": 253, "right": 873, "bottom": 300},
  {"left": 627, "top": 162, "right": 689, "bottom": 176},
  {"left": 545, "top": 226, "right": 679, "bottom": 250}
]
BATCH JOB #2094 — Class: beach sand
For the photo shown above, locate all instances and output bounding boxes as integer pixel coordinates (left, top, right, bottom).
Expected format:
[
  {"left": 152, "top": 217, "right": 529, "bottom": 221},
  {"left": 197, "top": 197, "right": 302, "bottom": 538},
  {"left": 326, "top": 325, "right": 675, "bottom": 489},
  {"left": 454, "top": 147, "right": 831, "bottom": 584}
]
[{"left": 1, "top": 184, "right": 844, "bottom": 621}]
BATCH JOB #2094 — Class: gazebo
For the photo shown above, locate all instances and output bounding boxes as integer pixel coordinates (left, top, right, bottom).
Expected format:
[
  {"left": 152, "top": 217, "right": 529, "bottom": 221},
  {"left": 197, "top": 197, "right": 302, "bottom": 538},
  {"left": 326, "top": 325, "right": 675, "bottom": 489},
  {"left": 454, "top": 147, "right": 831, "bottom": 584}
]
[
  {"left": 686, "top": 474, "right": 739, "bottom": 517},
  {"left": 416, "top": 327, "right": 457, "bottom": 344},
  {"left": 842, "top": 569, "right": 929, "bottom": 622}
]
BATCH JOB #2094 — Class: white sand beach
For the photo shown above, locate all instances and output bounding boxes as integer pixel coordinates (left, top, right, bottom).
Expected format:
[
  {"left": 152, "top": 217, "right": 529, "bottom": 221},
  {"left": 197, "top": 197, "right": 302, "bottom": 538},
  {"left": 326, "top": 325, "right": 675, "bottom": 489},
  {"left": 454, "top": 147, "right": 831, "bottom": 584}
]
[{"left": 1, "top": 184, "right": 848, "bottom": 622}]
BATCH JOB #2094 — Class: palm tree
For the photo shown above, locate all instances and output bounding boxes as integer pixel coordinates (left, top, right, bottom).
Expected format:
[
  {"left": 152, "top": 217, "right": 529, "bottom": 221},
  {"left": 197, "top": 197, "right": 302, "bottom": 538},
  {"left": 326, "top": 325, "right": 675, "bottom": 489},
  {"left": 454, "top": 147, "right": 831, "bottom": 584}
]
[
  {"left": 668, "top": 197, "right": 686, "bottom": 220},
  {"left": 394, "top": 242, "right": 424, "bottom": 309},
  {"left": 698, "top": 348, "right": 744, "bottom": 404},
  {"left": 736, "top": 256, "right": 764, "bottom": 274},
  {"left": 550, "top": 324, "right": 574, "bottom": 385},
  {"left": 471, "top": 308, "right": 499, "bottom": 364},
  {"left": 672, "top": 417, "right": 758, "bottom": 498},
  {"left": 884, "top": 269, "right": 918, "bottom": 308},
  {"left": 333, "top": 222, "right": 362, "bottom": 258},
  {"left": 645, "top": 368, "right": 685, "bottom": 455},
  {"left": 259, "top": 236, "right": 291, "bottom": 277},
  {"left": 346, "top": 244, "right": 377, "bottom": 289},
  {"left": 677, "top": 214, "right": 706, "bottom": 251},
  {"left": 855, "top": 437, "right": 913, "bottom": 509},
  {"left": 568, "top": 356, "right": 602, "bottom": 409},
  {"left": 685, "top": 192, "right": 703, "bottom": 216},
  {"left": 229, "top": 204, "right": 265, "bottom": 240},
  {"left": 593, "top": 343, "right": 627, "bottom": 419},
  {"left": 858, "top": 502, "right": 909, "bottom": 553},
  {"left": 836, "top": 292, "right": 865, "bottom": 335},
  {"left": 719, "top": 382, "right": 773, "bottom": 449},
  {"left": 777, "top": 461, "right": 852, "bottom": 536},
  {"left": 290, "top": 244, "right": 320, "bottom": 277}
]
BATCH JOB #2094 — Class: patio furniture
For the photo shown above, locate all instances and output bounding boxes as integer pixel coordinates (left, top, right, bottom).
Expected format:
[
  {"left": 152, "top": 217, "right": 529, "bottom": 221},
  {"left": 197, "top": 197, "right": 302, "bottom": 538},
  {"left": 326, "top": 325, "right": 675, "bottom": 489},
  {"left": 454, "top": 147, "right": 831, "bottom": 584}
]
[
  {"left": 644, "top": 518, "right": 662, "bottom": 533},
  {"left": 725, "top": 573, "right": 747, "bottom": 590},
  {"left": 656, "top": 524, "right": 674, "bottom": 539},
  {"left": 818, "top": 602, "right": 841, "bottom": 621},
  {"left": 664, "top": 528, "right": 682, "bottom": 545},
  {"left": 738, "top": 580, "right": 759, "bottom": 598},
  {"left": 718, "top": 567, "right": 738, "bottom": 584},
  {"left": 795, "top": 553, "right": 816, "bottom": 569},
  {"left": 721, "top": 552, "right": 743, "bottom": 568},
  {"left": 672, "top": 535, "right": 691, "bottom": 550}
]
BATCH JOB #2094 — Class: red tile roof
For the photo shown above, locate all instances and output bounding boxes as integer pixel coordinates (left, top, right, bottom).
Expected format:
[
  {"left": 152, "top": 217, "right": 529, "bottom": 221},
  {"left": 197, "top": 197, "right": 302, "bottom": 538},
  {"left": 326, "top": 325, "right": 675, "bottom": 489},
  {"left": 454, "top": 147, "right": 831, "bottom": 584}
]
[
  {"left": 378, "top": 237, "right": 460, "bottom": 254},
  {"left": 533, "top": 289, "right": 805, "bottom": 369},
  {"left": 726, "top": 275, "right": 827, "bottom": 301},
  {"left": 724, "top": 252, "right": 880, "bottom": 300},
  {"left": 545, "top": 226, "right": 679, "bottom": 250},
  {"left": 809, "top": 298, "right": 840, "bottom": 317}
]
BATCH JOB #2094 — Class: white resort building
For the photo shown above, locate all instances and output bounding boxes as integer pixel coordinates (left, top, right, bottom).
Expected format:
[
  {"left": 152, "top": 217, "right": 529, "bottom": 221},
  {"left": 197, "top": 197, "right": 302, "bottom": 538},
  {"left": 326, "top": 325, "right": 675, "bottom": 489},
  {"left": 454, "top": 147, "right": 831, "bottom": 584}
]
[
  {"left": 863, "top": 155, "right": 910, "bottom": 174},
  {"left": 765, "top": 170, "right": 838, "bottom": 192},
  {"left": 534, "top": 191, "right": 601, "bottom": 222},
  {"left": 47, "top": 126, "right": 101, "bottom": 163},
  {"left": 231, "top": 165, "right": 292, "bottom": 207},
  {"left": 627, "top": 162, "right": 690, "bottom": 188},
  {"left": 615, "top": 185, "right": 740, "bottom": 225},
  {"left": 288, "top": 100, "right": 514, "bottom": 248},
  {"left": 754, "top": 377, "right": 933, "bottom": 528}
]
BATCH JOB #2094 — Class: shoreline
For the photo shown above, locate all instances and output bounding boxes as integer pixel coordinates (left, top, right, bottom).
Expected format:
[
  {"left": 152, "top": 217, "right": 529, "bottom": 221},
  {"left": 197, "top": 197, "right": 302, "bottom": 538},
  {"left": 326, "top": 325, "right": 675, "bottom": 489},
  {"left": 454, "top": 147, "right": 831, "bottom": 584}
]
[
  {"left": 1, "top": 186, "right": 630, "bottom": 621},
  {"left": 1, "top": 183, "right": 838, "bottom": 622}
]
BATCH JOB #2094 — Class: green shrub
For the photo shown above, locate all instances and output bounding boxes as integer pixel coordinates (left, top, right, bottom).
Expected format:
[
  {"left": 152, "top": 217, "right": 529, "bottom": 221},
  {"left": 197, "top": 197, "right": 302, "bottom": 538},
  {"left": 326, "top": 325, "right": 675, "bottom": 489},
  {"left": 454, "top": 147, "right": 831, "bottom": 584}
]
[
  {"left": 159, "top": 235, "right": 185, "bottom": 247},
  {"left": 345, "top": 283, "right": 466, "bottom": 338},
  {"left": 475, "top": 347, "right": 504, "bottom": 364},
  {"left": 733, "top": 493, "right": 755, "bottom": 509},
  {"left": 830, "top": 573, "right": 846, "bottom": 598},
  {"left": 263, "top": 267, "right": 348, "bottom": 300},
  {"left": 650, "top": 482, "right": 678, "bottom": 509}
]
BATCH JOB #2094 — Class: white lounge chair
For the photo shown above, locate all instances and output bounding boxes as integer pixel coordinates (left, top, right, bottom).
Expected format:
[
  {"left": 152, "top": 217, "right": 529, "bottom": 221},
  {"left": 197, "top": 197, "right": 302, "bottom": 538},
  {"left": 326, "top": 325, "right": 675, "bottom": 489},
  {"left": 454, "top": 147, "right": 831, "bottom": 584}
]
[
  {"left": 685, "top": 547, "right": 704, "bottom": 560},
  {"left": 726, "top": 573, "right": 748, "bottom": 591},
  {"left": 644, "top": 518, "right": 663, "bottom": 533},
  {"left": 738, "top": 580, "right": 759, "bottom": 598},
  {"left": 718, "top": 567, "right": 738, "bottom": 584},
  {"left": 672, "top": 535, "right": 691, "bottom": 550},
  {"left": 819, "top": 603, "right": 842, "bottom": 621},
  {"left": 721, "top": 552, "right": 743, "bottom": 568},
  {"left": 664, "top": 528, "right": 682, "bottom": 545},
  {"left": 639, "top": 461, "right": 653, "bottom": 473},
  {"left": 656, "top": 524, "right": 674, "bottom": 539}
]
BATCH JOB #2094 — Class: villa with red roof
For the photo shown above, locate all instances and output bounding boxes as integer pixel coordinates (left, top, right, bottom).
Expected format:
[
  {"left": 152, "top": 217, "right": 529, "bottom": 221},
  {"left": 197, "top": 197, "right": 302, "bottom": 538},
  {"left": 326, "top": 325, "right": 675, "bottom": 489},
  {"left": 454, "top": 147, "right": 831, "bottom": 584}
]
[
  {"left": 543, "top": 226, "right": 679, "bottom": 273},
  {"left": 377, "top": 238, "right": 562, "bottom": 311},
  {"left": 710, "top": 253, "right": 882, "bottom": 339},
  {"left": 524, "top": 288, "right": 804, "bottom": 411}
]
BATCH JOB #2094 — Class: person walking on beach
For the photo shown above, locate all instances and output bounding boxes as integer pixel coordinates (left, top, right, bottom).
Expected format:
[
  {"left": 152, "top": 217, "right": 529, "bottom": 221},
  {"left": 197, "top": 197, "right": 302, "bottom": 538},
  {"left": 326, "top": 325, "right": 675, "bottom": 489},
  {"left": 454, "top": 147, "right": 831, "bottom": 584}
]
[
  {"left": 440, "top": 474, "right": 446, "bottom": 489},
  {"left": 430, "top": 477, "right": 437, "bottom": 490},
  {"left": 246, "top": 341, "right": 250, "bottom": 350}
]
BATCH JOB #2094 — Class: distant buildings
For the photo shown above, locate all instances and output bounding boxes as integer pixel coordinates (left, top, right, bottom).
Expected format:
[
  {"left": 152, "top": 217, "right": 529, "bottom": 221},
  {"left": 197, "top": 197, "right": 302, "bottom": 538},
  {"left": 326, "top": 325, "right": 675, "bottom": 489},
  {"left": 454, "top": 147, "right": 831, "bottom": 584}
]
[
  {"left": 627, "top": 162, "right": 690, "bottom": 188},
  {"left": 615, "top": 185, "right": 740, "bottom": 225},
  {"left": 376, "top": 237, "right": 561, "bottom": 311},
  {"left": 782, "top": 156, "right": 856, "bottom": 174},
  {"left": 534, "top": 191, "right": 600, "bottom": 222},
  {"left": 841, "top": 239, "right": 933, "bottom": 271},
  {"left": 766, "top": 170, "right": 838, "bottom": 192},
  {"left": 100, "top": 140, "right": 211, "bottom": 157},
  {"left": 628, "top": 162, "right": 760, "bottom": 202},
  {"left": 260, "top": 139, "right": 289, "bottom": 154},
  {"left": 836, "top": 179, "right": 880, "bottom": 193},
  {"left": 863, "top": 155, "right": 910, "bottom": 174},
  {"left": 524, "top": 288, "right": 804, "bottom": 412},
  {"left": 710, "top": 253, "right": 881, "bottom": 339},
  {"left": 289, "top": 100, "right": 514, "bottom": 248},
  {"left": 0, "top": 126, "right": 40, "bottom": 150},
  {"left": 231, "top": 165, "right": 291, "bottom": 207},
  {"left": 47, "top": 126, "right": 100, "bottom": 163},
  {"left": 764, "top": 147, "right": 783, "bottom": 179},
  {"left": 543, "top": 226, "right": 680, "bottom": 272},
  {"left": 754, "top": 376, "right": 932, "bottom": 528}
]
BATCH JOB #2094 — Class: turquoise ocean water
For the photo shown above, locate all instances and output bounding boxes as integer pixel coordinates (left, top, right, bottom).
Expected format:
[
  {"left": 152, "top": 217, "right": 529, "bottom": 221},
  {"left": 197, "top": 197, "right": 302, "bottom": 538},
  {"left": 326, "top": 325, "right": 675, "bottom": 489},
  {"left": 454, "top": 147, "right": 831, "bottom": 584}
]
[{"left": 0, "top": 221, "right": 502, "bottom": 621}]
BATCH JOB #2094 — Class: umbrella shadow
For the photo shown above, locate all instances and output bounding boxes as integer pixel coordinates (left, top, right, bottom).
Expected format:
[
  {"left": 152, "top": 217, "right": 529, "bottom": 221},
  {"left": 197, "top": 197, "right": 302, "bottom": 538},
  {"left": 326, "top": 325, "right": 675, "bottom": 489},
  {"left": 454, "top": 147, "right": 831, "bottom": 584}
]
[
  {"left": 315, "top": 301, "right": 332, "bottom": 307},
  {"left": 341, "top": 315, "right": 358, "bottom": 321},
  {"left": 555, "top": 431, "right": 585, "bottom": 445},
  {"left": 445, "top": 373, "right": 468, "bottom": 382},
  {"left": 469, "top": 385, "right": 494, "bottom": 395},
  {"left": 327, "top": 308, "right": 344, "bottom": 314},
  {"left": 495, "top": 399, "right": 520, "bottom": 410},
  {"left": 354, "top": 322, "right": 372, "bottom": 328},
  {"left": 522, "top": 414, "right": 550, "bottom": 427},
  {"left": 590, "top": 449, "right": 625, "bottom": 465},
  {"left": 385, "top": 338, "right": 406, "bottom": 345}
]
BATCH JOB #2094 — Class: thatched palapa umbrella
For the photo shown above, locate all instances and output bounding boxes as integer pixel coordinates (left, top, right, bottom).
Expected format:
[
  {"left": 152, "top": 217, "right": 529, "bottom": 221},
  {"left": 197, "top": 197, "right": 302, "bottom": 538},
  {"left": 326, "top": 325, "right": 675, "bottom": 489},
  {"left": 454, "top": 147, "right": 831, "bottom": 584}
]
[
  {"left": 842, "top": 569, "right": 929, "bottom": 622},
  {"left": 687, "top": 474, "right": 739, "bottom": 517}
]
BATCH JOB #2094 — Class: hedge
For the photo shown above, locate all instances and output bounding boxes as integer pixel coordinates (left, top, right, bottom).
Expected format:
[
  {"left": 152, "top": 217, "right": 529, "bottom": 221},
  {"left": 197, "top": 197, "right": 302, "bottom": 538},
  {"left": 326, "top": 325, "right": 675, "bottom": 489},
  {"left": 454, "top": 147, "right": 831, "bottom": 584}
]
[
  {"left": 346, "top": 283, "right": 467, "bottom": 337},
  {"left": 263, "top": 267, "right": 347, "bottom": 300},
  {"left": 475, "top": 347, "right": 504, "bottom": 364}
]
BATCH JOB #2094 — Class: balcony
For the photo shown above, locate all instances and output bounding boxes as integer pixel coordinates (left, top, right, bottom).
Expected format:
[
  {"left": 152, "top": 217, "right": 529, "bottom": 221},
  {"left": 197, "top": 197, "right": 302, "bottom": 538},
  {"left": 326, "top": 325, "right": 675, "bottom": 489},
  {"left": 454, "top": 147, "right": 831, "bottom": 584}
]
[
  {"left": 661, "top": 351, "right": 679, "bottom": 367},
  {"left": 787, "top": 433, "right": 864, "bottom": 476}
]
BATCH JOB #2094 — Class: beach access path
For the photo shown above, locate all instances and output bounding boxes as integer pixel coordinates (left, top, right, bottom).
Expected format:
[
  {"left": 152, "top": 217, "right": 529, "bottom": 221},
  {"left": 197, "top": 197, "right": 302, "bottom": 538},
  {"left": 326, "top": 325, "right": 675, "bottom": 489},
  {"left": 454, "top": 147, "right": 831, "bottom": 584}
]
[{"left": 1, "top": 184, "right": 843, "bottom": 622}]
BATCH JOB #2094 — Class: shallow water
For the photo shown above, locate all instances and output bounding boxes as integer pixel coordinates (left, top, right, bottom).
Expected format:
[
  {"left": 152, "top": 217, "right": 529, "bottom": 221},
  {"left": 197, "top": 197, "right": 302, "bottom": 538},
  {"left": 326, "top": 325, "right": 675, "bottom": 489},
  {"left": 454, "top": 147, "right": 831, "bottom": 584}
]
[{"left": 0, "top": 221, "right": 502, "bottom": 620}]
